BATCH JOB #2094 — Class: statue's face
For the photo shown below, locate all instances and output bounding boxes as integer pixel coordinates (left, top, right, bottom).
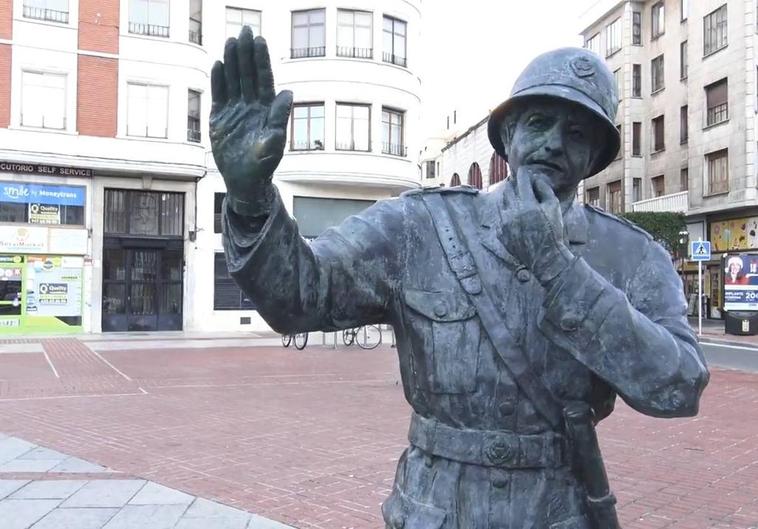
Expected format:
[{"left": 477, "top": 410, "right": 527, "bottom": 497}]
[{"left": 502, "top": 98, "right": 601, "bottom": 195}]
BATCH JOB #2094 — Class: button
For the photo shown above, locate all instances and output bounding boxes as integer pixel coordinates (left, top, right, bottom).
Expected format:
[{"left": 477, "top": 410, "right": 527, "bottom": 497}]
[
  {"left": 424, "top": 455, "right": 434, "bottom": 467},
  {"left": 485, "top": 440, "right": 514, "bottom": 466},
  {"left": 498, "top": 400, "right": 516, "bottom": 415},
  {"left": 433, "top": 301, "right": 447, "bottom": 317},
  {"left": 492, "top": 477, "right": 508, "bottom": 489},
  {"left": 516, "top": 267, "right": 531, "bottom": 283},
  {"left": 560, "top": 313, "right": 581, "bottom": 332}
]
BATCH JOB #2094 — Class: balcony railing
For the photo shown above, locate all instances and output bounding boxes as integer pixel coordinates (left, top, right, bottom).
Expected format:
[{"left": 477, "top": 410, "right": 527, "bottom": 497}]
[
  {"left": 23, "top": 5, "right": 69, "bottom": 24},
  {"left": 189, "top": 19, "right": 202, "bottom": 45},
  {"left": 187, "top": 120, "right": 201, "bottom": 143},
  {"left": 291, "top": 47, "right": 326, "bottom": 59},
  {"left": 291, "top": 139, "right": 325, "bottom": 151},
  {"left": 129, "top": 22, "right": 170, "bottom": 38},
  {"left": 337, "top": 46, "right": 373, "bottom": 59},
  {"left": 336, "top": 141, "right": 370, "bottom": 152},
  {"left": 383, "top": 53, "right": 407, "bottom": 67},
  {"left": 382, "top": 142, "right": 407, "bottom": 157},
  {"left": 632, "top": 191, "right": 688, "bottom": 213}
]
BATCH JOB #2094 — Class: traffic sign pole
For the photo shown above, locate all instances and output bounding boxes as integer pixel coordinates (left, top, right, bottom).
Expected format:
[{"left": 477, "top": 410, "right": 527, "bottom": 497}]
[{"left": 697, "top": 260, "right": 702, "bottom": 336}]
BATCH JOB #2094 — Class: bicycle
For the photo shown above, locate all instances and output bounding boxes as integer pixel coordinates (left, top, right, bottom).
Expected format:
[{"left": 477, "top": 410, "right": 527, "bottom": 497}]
[
  {"left": 342, "top": 324, "right": 382, "bottom": 350},
  {"left": 281, "top": 331, "right": 309, "bottom": 350}
]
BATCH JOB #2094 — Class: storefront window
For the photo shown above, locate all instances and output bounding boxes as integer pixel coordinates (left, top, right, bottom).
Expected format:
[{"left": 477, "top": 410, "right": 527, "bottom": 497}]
[
  {"left": 104, "top": 189, "right": 184, "bottom": 237},
  {"left": 0, "top": 182, "right": 85, "bottom": 225}
]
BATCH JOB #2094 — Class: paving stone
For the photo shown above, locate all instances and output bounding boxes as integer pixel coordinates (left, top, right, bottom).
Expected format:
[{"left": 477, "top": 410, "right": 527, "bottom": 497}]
[
  {"left": 18, "top": 446, "right": 68, "bottom": 461},
  {"left": 128, "top": 482, "right": 194, "bottom": 505},
  {"left": 62, "top": 480, "right": 145, "bottom": 508},
  {"left": 51, "top": 456, "right": 109, "bottom": 473},
  {"left": 0, "top": 499, "right": 60, "bottom": 529},
  {"left": 174, "top": 498, "right": 251, "bottom": 529},
  {"left": 0, "top": 480, "right": 30, "bottom": 500},
  {"left": 247, "top": 514, "right": 296, "bottom": 529},
  {"left": 0, "top": 437, "right": 35, "bottom": 465},
  {"left": 11, "top": 480, "right": 88, "bottom": 500},
  {"left": 31, "top": 507, "right": 119, "bottom": 529},
  {"left": 101, "top": 504, "right": 188, "bottom": 529},
  {"left": 0, "top": 458, "right": 61, "bottom": 473}
]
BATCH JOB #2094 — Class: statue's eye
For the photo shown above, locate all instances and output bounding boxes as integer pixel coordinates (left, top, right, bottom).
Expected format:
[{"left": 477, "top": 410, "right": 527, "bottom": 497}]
[
  {"left": 569, "top": 128, "right": 585, "bottom": 140},
  {"left": 527, "top": 115, "right": 546, "bottom": 128}
]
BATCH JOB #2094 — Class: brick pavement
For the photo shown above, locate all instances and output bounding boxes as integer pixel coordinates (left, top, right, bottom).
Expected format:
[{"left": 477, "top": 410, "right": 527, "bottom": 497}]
[{"left": 0, "top": 340, "right": 756, "bottom": 528}]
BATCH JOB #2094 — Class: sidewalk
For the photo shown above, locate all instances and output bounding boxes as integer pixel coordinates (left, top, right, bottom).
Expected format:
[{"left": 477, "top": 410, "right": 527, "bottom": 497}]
[
  {"left": 0, "top": 434, "right": 292, "bottom": 529},
  {"left": 688, "top": 316, "right": 758, "bottom": 347}
]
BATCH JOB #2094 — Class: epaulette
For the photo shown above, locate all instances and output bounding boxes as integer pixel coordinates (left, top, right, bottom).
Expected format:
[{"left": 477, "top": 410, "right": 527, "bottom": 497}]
[
  {"left": 401, "top": 185, "right": 479, "bottom": 198},
  {"left": 584, "top": 203, "right": 653, "bottom": 240}
]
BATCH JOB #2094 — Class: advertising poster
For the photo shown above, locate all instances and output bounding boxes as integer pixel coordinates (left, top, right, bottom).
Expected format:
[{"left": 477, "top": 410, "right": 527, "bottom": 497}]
[
  {"left": 711, "top": 217, "right": 758, "bottom": 252},
  {"left": 25, "top": 256, "right": 83, "bottom": 318},
  {"left": 28, "top": 203, "right": 60, "bottom": 224},
  {"left": 723, "top": 253, "right": 758, "bottom": 311}
]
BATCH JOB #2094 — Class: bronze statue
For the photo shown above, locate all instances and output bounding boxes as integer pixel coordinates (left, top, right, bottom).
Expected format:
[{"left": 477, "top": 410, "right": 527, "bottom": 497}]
[{"left": 211, "top": 27, "right": 709, "bottom": 529}]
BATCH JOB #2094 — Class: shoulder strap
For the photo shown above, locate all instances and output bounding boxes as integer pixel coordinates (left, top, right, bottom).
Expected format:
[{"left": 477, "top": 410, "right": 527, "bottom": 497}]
[{"left": 420, "top": 193, "right": 564, "bottom": 429}]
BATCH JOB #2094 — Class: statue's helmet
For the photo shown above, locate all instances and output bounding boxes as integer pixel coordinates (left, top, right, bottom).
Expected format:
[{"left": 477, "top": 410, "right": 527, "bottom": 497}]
[{"left": 487, "top": 47, "right": 620, "bottom": 178}]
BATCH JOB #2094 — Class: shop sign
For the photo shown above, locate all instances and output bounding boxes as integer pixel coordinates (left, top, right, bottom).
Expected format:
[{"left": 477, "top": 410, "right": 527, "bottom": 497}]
[
  {"left": 26, "top": 256, "right": 83, "bottom": 317},
  {"left": 0, "top": 182, "right": 86, "bottom": 207},
  {"left": 28, "top": 204, "right": 60, "bottom": 224},
  {"left": 710, "top": 216, "right": 758, "bottom": 252},
  {"left": 0, "top": 226, "right": 47, "bottom": 253},
  {"left": 0, "top": 163, "right": 92, "bottom": 179}
]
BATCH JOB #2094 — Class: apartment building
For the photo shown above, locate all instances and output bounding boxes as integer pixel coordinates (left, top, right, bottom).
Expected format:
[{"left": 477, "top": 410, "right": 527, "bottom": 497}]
[
  {"left": 580, "top": 0, "right": 757, "bottom": 318},
  {"left": 0, "top": 0, "right": 421, "bottom": 334}
]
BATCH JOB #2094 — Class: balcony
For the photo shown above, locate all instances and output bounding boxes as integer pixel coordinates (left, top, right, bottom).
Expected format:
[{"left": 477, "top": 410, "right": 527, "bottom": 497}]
[
  {"left": 383, "top": 53, "right": 407, "bottom": 68},
  {"left": 129, "top": 22, "right": 170, "bottom": 38},
  {"left": 337, "top": 47, "right": 373, "bottom": 59},
  {"left": 291, "top": 47, "right": 326, "bottom": 59},
  {"left": 632, "top": 191, "right": 688, "bottom": 213},
  {"left": 23, "top": 5, "right": 69, "bottom": 24},
  {"left": 382, "top": 143, "right": 407, "bottom": 157}
]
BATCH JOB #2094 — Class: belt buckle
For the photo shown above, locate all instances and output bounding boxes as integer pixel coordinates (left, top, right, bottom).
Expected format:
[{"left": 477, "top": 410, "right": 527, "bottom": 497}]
[{"left": 484, "top": 436, "right": 515, "bottom": 467}]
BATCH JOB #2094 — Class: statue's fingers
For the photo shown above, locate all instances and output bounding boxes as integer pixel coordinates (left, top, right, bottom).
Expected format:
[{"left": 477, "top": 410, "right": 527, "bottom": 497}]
[
  {"left": 503, "top": 176, "right": 518, "bottom": 209},
  {"left": 532, "top": 176, "right": 559, "bottom": 206},
  {"left": 210, "top": 61, "right": 227, "bottom": 112},
  {"left": 254, "top": 36, "right": 276, "bottom": 104},
  {"left": 515, "top": 168, "right": 537, "bottom": 203},
  {"left": 237, "top": 26, "right": 257, "bottom": 102},
  {"left": 224, "top": 38, "right": 241, "bottom": 100},
  {"left": 267, "top": 90, "right": 293, "bottom": 131}
]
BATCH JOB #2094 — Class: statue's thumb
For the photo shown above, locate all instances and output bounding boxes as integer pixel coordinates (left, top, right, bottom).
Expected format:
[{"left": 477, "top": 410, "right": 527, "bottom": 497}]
[{"left": 268, "top": 90, "right": 293, "bottom": 131}]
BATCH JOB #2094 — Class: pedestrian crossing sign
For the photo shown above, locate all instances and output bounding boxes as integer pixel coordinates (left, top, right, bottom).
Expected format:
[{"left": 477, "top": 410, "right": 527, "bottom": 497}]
[{"left": 690, "top": 240, "right": 711, "bottom": 261}]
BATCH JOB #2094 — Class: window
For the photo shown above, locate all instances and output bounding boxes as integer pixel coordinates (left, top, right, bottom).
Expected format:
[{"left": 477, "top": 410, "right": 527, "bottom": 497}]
[
  {"left": 214, "top": 193, "right": 224, "bottom": 233},
  {"left": 615, "top": 124, "right": 623, "bottom": 159},
  {"left": 681, "top": 0, "right": 689, "bottom": 21},
  {"left": 104, "top": 190, "right": 183, "bottom": 236},
  {"left": 335, "top": 103, "right": 370, "bottom": 151},
  {"left": 680, "top": 41, "right": 688, "bottom": 79},
  {"left": 468, "top": 163, "right": 482, "bottom": 189},
  {"left": 704, "top": 5, "right": 728, "bottom": 56},
  {"left": 586, "top": 187, "right": 600, "bottom": 207},
  {"left": 226, "top": 7, "right": 261, "bottom": 39},
  {"left": 632, "top": 64, "right": 641, "bottom": 97},
  {"left": 21, "top": 71, "right": 66, "bottom": 130},
  {"left": 382, "top": 108, "right": 405, "bottom": 156},
  {"left": 425, "top": 161, "right": 436, "bottom": 179},
  {"left": 127, "top": 83, "right": 168, "bottom": 138},
  {"left": 633, "top": 178, "right": 642, "bottom": 202},
  {"left": 291, "top": 103, "right": 325, "bottom": 151},
  {"left": 292, "top": 9, "right": 326, "bottom": 58},
  {"left": 652, "top": 115, "right": 665, "bottom": 152},
  {"left": 22, "top": 0, "right": 69, "bottom": 23},
  {"left": 706, "top": 149, "right": 729, "bottom": 194},
  {"left": 128, "top": 0, "right": 170, "bottom": 38},
  {"left": 189, "top": 0, "right": 202, "bottom": 44},
  {"left": 584, "top": 33, "right": 600, "bottom": 55},
  {"left": 450, "top": 173, "right": 461, "bottom": 187},
  {"left": 337, "top": 10, "right": 372, "bottom": 59},
  {"left": 706, "top": 78, "right": 728, "bottom": 126},
  {"left": 652, "top": 175, "right": 665, "bottom": 197},
  {"left": 680, "top": 105, "right": 688, "bottom": 144},
  {"left": 187, "top": 90, "right": 201, "bottom": 143},
  {"left": 606, "top": 18, "right": 621, "bottom": 56},
  {"left": 633, "top": 11, "right": 641, "bottom": 45},
  {"left": 214, "top": 253, "right": 255, "bottom": 310},
  {"left": 651, "top": 54, "right": 664, "bottom": 93},
  {"left": 680, "top": 167, "right": 689, "bottom": 191},
  {"left": 383, "top": 16, "right": 407, "bottom": 67},
  {"left": 613, "top": 69, "right": 622, "bottom": 99},
  {"left": 607, "top": 181, "right": 622, "bottom": 213},
  {"left": 632, "top": 122, "right": 642, "bottom": 156},
  {"left": 651, "top": 2, "right": 665, "bottom": 38},
  {"left": 489, "top": 153, "right": 508, "bottom": 184}
]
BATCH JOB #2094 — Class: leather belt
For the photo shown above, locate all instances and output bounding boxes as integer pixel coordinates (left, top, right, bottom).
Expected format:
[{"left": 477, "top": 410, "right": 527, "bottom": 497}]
[{"left": 408, "top": 412, "right": 567, "bottom": 469}]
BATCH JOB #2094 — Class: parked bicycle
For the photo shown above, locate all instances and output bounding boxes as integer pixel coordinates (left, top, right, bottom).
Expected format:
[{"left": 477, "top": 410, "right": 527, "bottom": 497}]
[
  {"left": 281, "top": 331, "right": 309, "bottom": 350},
  {"left": 342, "top": 324, "right": 382, "bottom": 350}
]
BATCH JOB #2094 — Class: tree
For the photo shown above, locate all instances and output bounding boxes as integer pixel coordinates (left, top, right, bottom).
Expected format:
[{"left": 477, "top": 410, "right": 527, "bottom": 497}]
[{"left": 619, "top": 212, "right": 687, "bottom": 258}]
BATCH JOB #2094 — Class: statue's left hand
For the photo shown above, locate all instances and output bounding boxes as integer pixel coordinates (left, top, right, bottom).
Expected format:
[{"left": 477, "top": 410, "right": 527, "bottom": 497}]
[{"left": 500, "top": 167, "right": 574, "bottom": 284}]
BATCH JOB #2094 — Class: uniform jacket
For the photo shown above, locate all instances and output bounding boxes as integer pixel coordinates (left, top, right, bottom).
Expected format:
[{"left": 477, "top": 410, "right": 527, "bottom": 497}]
[{"left": 223, "top": 184, "right": 709, "bottom": 529}]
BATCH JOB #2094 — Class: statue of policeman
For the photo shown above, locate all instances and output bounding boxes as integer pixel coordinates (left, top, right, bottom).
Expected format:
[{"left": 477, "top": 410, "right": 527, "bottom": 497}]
[{"left": 211, "top": 28, "right": 709, "bottom": 529}]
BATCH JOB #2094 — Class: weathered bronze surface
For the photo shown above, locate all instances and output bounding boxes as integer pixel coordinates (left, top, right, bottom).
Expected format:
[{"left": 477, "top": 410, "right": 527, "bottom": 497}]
[{"left": 211, "top": 28, "right": 709, "bottom": 529}]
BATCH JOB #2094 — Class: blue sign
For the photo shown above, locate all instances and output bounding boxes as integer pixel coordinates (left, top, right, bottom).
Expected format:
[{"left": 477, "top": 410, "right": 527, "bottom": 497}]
[
  {"left": 0, "top": 182, "right": 85, "bottom": 207},
  {"left": 691, "top": 240, "right": 711, "bottom": 261}
]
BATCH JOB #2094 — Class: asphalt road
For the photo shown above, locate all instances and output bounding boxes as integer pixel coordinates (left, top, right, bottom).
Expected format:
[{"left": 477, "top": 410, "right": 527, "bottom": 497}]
[{"left": 701, "top": 340, "right": 758, "bottom": 372}]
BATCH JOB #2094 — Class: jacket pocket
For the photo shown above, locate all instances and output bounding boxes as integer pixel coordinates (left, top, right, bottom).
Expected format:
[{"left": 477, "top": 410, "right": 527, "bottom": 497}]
[
  {"left": 404, "top": 289, "right": 480, "bottom": 394},
  {"left": 382, "top": 487, "right": 447, "bottom": 529}
]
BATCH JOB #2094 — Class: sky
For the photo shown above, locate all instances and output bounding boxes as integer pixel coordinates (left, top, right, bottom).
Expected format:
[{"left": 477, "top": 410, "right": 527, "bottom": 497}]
[{"left": 419, "top": 0, "right": 600, "bottom": 139}]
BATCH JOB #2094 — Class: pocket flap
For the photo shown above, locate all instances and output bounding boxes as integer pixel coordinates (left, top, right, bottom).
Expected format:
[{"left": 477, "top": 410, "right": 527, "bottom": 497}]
[
  {"left": 404, "top": 289, "right": 476, "bottom": 322},
  {"left": 382, "top": 488, "right": 447, "bottom": 529}
]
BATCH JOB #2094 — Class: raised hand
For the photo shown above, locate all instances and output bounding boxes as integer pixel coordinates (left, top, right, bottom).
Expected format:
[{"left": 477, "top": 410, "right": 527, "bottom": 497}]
[
  {"left": 210, "top": 26, "right": 293, "bottom": 216},
  {"left": 500, "top": 167, "right": 574, "bottom": 284}
]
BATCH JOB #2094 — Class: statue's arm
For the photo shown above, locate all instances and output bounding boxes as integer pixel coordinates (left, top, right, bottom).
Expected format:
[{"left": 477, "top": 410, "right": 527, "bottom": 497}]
[
  {"left": 538, "top": 240, "right": 709, "bottom": 418},
  {"left": 222, "top": 189, "right": 405, "bottom": 334}
]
